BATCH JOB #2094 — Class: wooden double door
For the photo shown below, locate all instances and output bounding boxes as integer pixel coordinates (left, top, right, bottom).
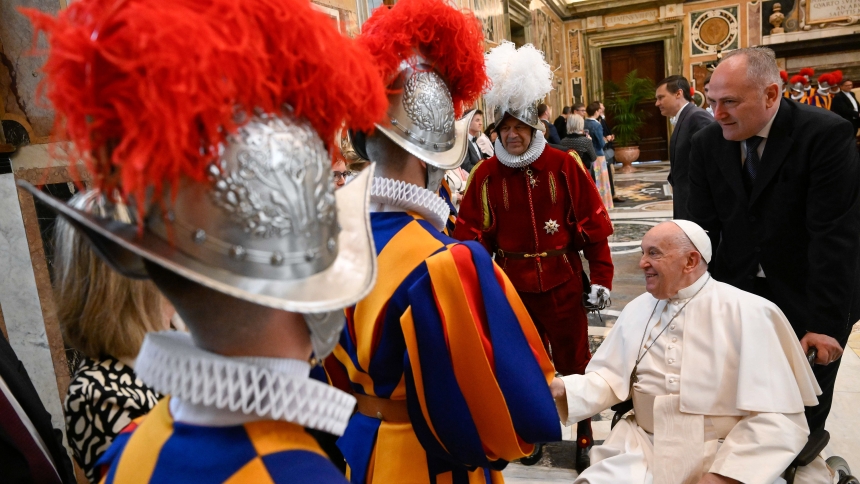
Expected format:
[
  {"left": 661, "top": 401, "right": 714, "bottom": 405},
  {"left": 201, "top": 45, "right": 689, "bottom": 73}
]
[{"left": 600, "top": 40, "right": 669, "bottom": 163}]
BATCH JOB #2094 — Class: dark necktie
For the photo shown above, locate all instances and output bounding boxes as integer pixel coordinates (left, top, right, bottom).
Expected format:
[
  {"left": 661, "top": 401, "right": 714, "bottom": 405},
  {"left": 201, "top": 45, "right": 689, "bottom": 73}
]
[
  {"left": 0, "top": 388, "right": 62, "bottom": 484},
  {"left": 743, "top": 135, "right": 763, "bottom": 194}
]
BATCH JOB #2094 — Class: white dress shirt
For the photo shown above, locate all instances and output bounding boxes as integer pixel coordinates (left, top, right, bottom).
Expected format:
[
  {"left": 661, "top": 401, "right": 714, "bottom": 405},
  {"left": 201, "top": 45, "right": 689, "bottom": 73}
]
[
  {"left": 843, "top": 91, "right": 859, "bottom": 112},
  {"left": 669, "top": 101, "right": 690, "bottom": 126}
]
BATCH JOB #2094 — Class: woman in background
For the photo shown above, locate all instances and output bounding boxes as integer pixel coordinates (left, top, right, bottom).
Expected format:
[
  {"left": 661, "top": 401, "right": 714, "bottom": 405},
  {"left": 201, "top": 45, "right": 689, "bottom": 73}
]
[
  {"left": 54, "top": 191, "right": 173, "bottom": 482},
  {"left": 584, "top": 102, "right": 614, "bottom": 209},
  {"left": 558, "top": 113, "right": 596, "bottom": 172}
]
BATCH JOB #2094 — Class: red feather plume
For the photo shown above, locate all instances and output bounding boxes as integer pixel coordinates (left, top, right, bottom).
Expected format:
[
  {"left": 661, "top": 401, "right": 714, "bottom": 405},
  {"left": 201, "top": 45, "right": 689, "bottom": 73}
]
[
  {"left": 799, "top": 67, "right": 815, "bottom": 79},
  {"left": 358, "top": 0, "right": 488, "bottom": 117},
  {"left": 830, "top": 70, "right": 844, "bottom": 85},
  {"left": 817, "top": 73, "right": 833, "bottom": 85},
  {"left": 780, "top": 70, "right": 788, "bottom": 82},
  {"left": 22, "top": 0, "right": 387, "bottom": 210},
  {"left": 789, "top": 75, "right": 806, "bottom": 85}
]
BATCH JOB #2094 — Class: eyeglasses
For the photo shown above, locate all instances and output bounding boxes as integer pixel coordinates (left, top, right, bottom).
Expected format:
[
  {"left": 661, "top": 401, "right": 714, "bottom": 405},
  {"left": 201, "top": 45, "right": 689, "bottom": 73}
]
[{"left": 333, "top": 170, "right": 352, "bottom": 181}]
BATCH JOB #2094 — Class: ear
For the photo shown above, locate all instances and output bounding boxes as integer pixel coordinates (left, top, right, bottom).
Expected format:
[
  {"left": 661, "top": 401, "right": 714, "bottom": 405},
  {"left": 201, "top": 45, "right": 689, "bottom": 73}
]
[
  {"left": 764, "top": 83, "right": 780, "bottom": 107},
  {"left": 686, "top": 251, "right": 703, "bottom": 273}
]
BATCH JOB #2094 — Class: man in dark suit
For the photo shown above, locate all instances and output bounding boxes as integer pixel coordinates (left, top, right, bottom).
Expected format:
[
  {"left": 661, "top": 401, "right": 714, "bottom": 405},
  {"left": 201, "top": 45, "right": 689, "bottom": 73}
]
[
  {"left": 553, "top": 106, "right": 570, "bottom": 138},
  {"left": 830, "top": 78, "right": 860, "bottom": 133},
  {"left": 656, "top": 75, "right": 713, "bottom": 220},
  {"left": 0, "top": 333, "right": 76, "bottom": 483},
  {"left": 538, "top": 103, "right": 562, "bottom": 144},
  {"left": 688, "top": 47, "right": 860, "bottom": 433}
]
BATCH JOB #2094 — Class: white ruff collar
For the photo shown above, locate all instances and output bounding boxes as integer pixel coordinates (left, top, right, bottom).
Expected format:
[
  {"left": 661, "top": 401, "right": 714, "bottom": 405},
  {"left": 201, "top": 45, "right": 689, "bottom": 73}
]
[
  {"left": 494, "top": 129, "right": 547, "bottom": 168},
  {"left": 135, "top": 332, "right": 356, "bottom": 435},
  {"left": 370, "top": 177, "right": 450, "bottom": 232}
]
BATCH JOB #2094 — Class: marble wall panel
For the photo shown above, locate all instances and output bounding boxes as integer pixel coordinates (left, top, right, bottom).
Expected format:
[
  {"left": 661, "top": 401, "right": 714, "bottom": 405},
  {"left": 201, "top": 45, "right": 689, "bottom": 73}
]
[
  {"left": 0, "top": 172, "right": 65, "bottom": 431},
  {"left": 0, "top": 0, "right": 63, "bottom": 141}
]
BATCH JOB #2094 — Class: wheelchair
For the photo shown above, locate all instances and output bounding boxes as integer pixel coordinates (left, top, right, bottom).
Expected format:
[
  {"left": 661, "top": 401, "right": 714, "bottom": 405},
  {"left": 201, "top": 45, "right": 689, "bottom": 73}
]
[{"left": 607, "top": 348, "right": 860, "bottom": 484}]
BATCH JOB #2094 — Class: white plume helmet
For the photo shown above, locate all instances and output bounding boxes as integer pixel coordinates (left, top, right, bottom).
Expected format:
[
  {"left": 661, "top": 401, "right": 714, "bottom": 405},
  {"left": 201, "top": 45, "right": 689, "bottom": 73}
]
[{"left": 484, "top": 41, "right": 554, "bottom": 129}]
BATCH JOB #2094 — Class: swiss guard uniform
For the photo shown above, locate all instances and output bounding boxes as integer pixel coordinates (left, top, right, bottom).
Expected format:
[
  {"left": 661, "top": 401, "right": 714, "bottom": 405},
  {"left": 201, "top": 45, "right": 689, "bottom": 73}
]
[
  {"left": 789, "top": 75, "right": 809, "bottom": 104},
  {"left": 23, "top": 0, "right": 388, "bottom": 482},
  {"left": 809, "top": 74, "right": 833, "bottom": 109},
  {"left": 453, "top": 42, "right": 614, "bottom": 470},
  {"left": 326, "top": 1, "right": 562, "bottom": 483},
  {"left": 780, "top": 70, "right": 790, "bottom": 99}
]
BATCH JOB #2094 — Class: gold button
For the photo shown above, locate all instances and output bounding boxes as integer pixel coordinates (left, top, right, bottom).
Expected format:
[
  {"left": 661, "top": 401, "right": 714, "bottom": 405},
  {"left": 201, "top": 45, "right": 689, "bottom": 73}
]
[{"left": 376, "top": 412, "right": 384, "bottom": 420}]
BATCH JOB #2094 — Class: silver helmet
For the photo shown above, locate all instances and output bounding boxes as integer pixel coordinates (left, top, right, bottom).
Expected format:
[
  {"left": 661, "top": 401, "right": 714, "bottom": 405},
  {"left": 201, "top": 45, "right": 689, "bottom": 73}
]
[
  {"left": 21, "top": 114, "right": 377, "bottom": 358},
  {"left": 374, "top": 56, "right": 475, "bottom": 172}
]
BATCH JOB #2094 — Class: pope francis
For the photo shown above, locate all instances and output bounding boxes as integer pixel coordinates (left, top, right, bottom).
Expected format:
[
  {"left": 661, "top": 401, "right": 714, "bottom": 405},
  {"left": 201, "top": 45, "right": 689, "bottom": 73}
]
[{"left": 550, "top": 220, "right": 831, "bottom": 484}]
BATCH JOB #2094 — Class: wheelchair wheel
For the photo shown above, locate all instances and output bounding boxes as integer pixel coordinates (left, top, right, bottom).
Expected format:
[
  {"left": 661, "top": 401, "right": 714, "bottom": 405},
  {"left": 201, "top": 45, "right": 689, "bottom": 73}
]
[
  {"left": 837, "top": 477, "right": 860, "bottom": 484},
  {"left": 519, "top": 443, "right": 543, "bottom": 466},
  {"left": 828, "top": 456, "right": 852, "bottom": 480}
]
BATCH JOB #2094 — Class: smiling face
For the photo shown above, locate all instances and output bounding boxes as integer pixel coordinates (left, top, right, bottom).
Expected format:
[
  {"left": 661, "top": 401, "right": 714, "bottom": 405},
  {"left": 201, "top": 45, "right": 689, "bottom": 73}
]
[
  {"left": 498, "top": 115, "right": 534, "bottom": 156},
  {"left": 707, "top": 55, "right": 780, "bottom": 141},
  {"left": 639, "top": 223, "right": 704, "bottom": 299}
]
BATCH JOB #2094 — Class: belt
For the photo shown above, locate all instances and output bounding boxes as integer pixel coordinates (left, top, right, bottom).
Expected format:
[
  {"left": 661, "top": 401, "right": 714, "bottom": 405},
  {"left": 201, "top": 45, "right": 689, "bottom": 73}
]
[
  {"left": 632, "top": 390, "right": 739, "bottom": 438},
  {"left": 354, "top": 394, "right": 410, "bottom": 423},
  {"left": 496, "top": 248, "right": 569, "bottom": 259}
]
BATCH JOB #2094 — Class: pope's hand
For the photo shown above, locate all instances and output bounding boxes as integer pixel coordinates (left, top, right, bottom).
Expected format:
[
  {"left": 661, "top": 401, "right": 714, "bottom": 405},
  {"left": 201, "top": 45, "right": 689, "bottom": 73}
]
[
  {"left": 801, "top": 332, "right": 843, "bottom": 365},
  {"left": 587, "top": 285, "right": 611, "bottom": 307},
  {"left": 550, "top": 378, "right": 566, "bottom": 399},
  {"left": 696, "top": 473, "right": 740, "bottom": 484}
]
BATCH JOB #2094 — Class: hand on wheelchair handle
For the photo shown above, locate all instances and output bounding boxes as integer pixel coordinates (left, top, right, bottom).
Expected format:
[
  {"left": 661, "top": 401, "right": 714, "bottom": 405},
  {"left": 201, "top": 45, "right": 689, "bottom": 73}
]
[
  {"left": 800, "top": 332, "right": 843, "bottom": 365},
  {"left": 587, "top": 285, "right": 611, "bottom": 308}
]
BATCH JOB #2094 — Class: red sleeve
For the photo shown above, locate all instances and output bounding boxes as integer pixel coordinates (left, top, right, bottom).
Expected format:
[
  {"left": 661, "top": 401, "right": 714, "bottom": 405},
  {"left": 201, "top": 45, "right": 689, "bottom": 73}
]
[
  {"left": 452, "top": 161, "right": 495, "bottom": 252},
  {"left": 564, "top": 152, "right": 614, "bottom": 288}
]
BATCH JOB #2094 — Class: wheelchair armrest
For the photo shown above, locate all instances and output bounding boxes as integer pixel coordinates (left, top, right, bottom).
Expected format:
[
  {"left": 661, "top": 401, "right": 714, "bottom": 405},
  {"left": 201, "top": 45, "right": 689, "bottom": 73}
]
[
  {"left": 611, "top": 399, "right": 634, "bottom": 414},
  {"left": 610, "top": 399, "right": 634, "bottom": 429},
  {"left": 791, "top": 429, "right": 829, "bottom": 468}
]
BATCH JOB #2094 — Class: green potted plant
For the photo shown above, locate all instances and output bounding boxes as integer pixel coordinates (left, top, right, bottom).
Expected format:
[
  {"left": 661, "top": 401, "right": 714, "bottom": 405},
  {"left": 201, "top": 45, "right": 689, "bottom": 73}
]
[{"left": 604, "top": 70, "right": 655, "bottom": 173}]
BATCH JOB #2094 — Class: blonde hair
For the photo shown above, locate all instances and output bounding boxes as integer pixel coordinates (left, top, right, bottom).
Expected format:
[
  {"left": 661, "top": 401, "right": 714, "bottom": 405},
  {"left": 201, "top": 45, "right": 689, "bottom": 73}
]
[
  {"left": 53, "top": 191, "right": 164, "bottom": 360},
  {"left": 567, "top": 114, "right": 585, "bottom": 134}
]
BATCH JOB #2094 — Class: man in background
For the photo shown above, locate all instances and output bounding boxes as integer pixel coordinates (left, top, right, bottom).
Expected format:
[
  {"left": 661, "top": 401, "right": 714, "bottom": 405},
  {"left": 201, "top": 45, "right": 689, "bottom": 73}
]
[
  {"left": 831, "top": 77, "right": 860, "bottom": 134},
  {"left": 655, "top": 75, "right": 713, "bottom": 220},
  {"left": 539, "top": 103, "right": 562, "bottom": 144},
  {"left": 689, "top": 46, "right": 860, "bottom": 434},
  {"left": 463, "top": 109, "right": 491, "bottom": 172},
  {"left": 598, "top": 101, "right": 621, "bottom": 203}
]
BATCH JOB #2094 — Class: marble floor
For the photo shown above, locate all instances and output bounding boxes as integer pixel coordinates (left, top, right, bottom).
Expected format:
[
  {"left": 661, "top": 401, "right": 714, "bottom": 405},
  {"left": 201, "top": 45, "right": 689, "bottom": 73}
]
[{"left": 503, "top": 161, "right": 860, "bottom": 482}]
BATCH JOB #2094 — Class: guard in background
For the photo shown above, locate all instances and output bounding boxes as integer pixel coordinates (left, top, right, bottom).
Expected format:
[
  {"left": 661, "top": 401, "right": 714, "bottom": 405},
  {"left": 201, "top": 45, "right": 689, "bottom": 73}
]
[{"left": 453, "top": 41, "right": 614, "bottom": 471}]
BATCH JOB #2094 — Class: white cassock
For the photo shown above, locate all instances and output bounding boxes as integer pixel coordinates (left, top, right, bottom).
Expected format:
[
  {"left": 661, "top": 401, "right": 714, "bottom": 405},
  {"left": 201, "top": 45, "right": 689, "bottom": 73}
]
[{"left": 559, "top": 273, "right": 830, "bottom": 484}]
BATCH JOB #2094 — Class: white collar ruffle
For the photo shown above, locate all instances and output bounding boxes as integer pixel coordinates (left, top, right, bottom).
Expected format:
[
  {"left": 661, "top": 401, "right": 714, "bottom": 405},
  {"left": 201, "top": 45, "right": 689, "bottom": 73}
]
[
  {"left": 135, "top": 331, "right": 356, "bottom": 434},
  {"left": 494, "top": 129, "right": 547, "bottom": 168},
  {"left": 370, "top": 177, "right": 450, "bottom": 232}
]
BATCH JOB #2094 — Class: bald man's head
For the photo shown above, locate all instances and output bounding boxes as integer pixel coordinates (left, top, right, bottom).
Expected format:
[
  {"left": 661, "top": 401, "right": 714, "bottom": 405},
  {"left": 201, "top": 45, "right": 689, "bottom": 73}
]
[
  {"left": 708, "top": 48, "right": 781, "bottom": 141},
  {"left": 639, "top": 222, "right": 707, "bottom": 299}
]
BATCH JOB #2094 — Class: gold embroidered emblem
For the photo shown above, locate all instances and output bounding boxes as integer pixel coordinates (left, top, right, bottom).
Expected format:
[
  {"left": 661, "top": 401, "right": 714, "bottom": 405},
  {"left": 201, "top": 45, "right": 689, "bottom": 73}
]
[
  {"left": 502, "top": 179, "right": 509, "bottom": 211},
  {"left": 481, "top": 177, "right": 491, "bottom": 230},
  {"left": 548, "top": 172, "right": 557, "bottom": 205}
]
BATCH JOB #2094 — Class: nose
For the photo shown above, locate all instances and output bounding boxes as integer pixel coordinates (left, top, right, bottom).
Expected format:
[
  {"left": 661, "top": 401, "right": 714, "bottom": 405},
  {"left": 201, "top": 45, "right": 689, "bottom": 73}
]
[
  {"left": 639, "top": 255, "right": 649, "bottom": 269},
  {"left": 712, "top": 102, "right": 727, "bottom": 120}
]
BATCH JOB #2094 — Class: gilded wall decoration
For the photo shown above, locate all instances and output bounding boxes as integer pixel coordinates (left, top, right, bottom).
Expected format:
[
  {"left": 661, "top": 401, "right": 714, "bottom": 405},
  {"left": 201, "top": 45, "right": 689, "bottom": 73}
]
[
  {"left": 802, "top": 0, "right": 860, "bottom": 27},
  {"left": 472, "top": 0, "right": 505, "bottom": 44},
  {"left": 568, "top": 29, "right": 582, "bottom": 73},
  {"left": 690, "top": 6, "right": 740, "bottom": 56},
  {"left": 312, "top": 1, "right": 360, "bottom": 36}
]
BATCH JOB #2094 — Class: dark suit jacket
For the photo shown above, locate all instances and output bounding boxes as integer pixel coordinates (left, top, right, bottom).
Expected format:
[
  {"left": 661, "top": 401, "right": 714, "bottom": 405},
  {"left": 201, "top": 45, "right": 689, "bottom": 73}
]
[
  {"left": 541, "top": 119, "right": 562, "bottom": 144},
  {"left": 668, "top": 104, "right": 713, "bottom": 220},
  {"left": 553, "top": 116, "right": 568, "bottom": 138},
  {"left": 462, "top": 137, "right": 482, "bottom": 173},
  {"left": 688, "top": 98, "right": 860, "bottom": 340},
  {"left": 830, "top": 91, "right": 860, "bottom": 131},
  {"left": 0, "top": 334, "right": 76, "bottom": 483}
]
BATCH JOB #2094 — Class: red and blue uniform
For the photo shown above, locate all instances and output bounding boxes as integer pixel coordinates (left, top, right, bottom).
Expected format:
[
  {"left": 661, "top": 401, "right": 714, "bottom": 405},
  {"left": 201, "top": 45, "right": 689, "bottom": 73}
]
[
  {"left": 327, "top": 210, "right": 561, "bottom": 484},
  {"left": 97, "top": 399, "right": 346, "bottom": 484}
]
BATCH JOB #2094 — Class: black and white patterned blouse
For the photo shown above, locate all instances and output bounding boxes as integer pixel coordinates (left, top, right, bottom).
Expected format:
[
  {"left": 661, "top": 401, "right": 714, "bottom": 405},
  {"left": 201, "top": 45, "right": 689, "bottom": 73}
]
[{"left": 64, "top": 356, "right": 160, "bottom": 482}]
